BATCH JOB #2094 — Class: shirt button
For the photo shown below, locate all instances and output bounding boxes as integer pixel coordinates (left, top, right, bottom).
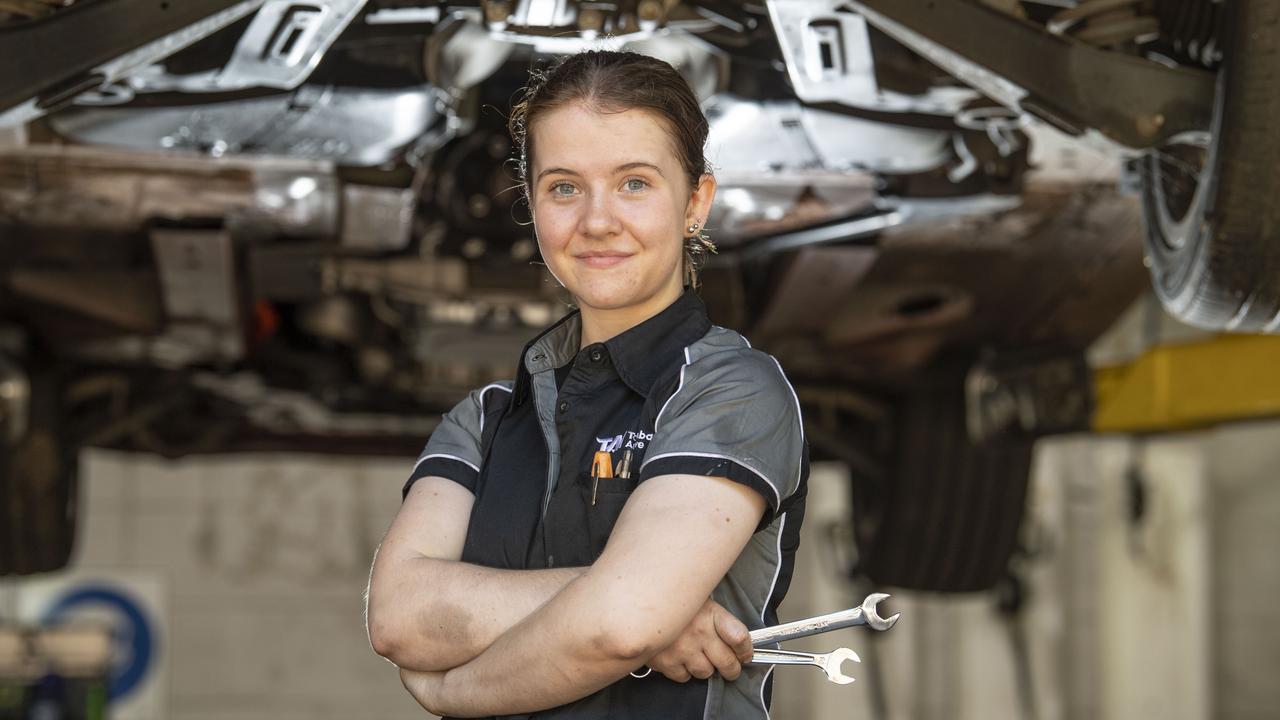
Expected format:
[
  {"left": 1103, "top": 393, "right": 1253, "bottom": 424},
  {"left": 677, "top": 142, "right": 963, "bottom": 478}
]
[
  {"left": 590, "top": 349, "right": 603, "bottom": 362},
  {"left": 558, "top": 400, "right": 569, "bottom": 413}
]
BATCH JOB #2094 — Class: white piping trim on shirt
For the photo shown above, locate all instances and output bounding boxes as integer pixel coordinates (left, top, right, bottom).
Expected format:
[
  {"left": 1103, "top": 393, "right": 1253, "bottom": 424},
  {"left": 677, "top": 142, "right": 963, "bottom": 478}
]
[
  {"left": 654, "top": 345, "right": 692, "bottom": 433},
  {"left": 759, "top": 511, "right": 787, "bottom": 720},
  {"left": 640, "top": 451, "right": 781, "bottom": 513},
  {"left": 411, "top": 452, "right": 480, "bottom": 474},
  {"left": 767, "top": 355, "right": 805, "bottom": 497},
  {"left": 759, "top": 665, "right": 776, "bottom": 720},
  {"left": 476, "top": 383, "right": 512, "bottom": 435},
  {"left": 762, "top": 513, "right": 786, "bottom": 625},
  {"left": 755, "top": 356, "right": 800, "bottom": 720}
]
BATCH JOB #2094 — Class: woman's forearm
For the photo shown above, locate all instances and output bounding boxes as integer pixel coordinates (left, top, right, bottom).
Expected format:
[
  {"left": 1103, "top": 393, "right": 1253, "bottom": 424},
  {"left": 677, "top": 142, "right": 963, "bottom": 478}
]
[
  {"left": 422, "top": 571, "right": 653, "bottom": 717},
  {"left": 421, "top": 474, "right": 768, "bottom": 716},
  {"left": 368, "top": 556, "right": 583, "bottom": 671}
]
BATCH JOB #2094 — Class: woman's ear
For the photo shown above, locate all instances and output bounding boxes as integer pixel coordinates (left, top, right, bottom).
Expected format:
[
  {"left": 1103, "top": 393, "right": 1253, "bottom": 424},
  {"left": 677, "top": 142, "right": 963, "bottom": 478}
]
[{"left": 687, "top": 172, "right": 717, "bottom": 225}]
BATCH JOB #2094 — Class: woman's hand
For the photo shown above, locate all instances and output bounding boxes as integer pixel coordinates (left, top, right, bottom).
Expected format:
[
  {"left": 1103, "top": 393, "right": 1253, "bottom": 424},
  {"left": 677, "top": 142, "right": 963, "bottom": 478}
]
[{"left": 646, "top": 598, "right": 753, "bottom": 682}]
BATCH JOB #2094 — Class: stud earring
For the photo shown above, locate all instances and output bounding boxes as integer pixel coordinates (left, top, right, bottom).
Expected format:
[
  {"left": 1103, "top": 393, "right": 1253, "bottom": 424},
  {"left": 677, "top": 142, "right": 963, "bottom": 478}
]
[{"left": 687, "top": 221, "right": 700, "bottom": 235}]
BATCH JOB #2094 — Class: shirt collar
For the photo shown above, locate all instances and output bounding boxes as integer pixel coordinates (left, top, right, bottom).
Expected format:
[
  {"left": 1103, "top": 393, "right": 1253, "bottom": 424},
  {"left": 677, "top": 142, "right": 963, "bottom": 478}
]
[
  {"left": 511, "top": 287, "right": 711, "bottom": 404},
  {"left": 604, "top": 287, "right": 711, "bottom": 396},
  {"left": 511, "top": 305, "right": 581, "bottom": 406}
]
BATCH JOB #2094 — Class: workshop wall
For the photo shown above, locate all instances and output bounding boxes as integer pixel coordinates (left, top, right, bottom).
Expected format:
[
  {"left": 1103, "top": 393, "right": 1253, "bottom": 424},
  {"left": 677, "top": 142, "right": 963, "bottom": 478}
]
[
  {"left": 0, "top": 451, "right": 867, "bottom": 720},
  {"left": 3, "top": 407, "right": 1276, "bottom": 719},
  {"left": 1206, "top": 421, "right": 1280, "bottom": 720},
  {"left": 3, "top": 450, "right": 427, "bottom": 720},
  {"left": 0, "top": 450, "right": 868, "bottom": 720},
  {"left": 771, "top": 418, "right": 1279, "bottom": 720},
  {"left": 1024, "top": 433, "right": 1212, "bottom": 720}
]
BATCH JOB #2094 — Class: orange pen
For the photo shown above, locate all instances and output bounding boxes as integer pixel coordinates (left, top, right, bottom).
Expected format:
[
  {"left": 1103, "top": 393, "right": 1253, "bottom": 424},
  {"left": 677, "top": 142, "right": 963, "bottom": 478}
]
[{"left": 591, "top": 451, "right": 614, "bottom": 506}]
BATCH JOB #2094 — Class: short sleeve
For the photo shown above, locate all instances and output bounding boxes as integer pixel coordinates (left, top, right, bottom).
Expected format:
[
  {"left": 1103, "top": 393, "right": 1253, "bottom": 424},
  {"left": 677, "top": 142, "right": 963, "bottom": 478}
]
[
  {"left": 403, "top": 383, "right": 511, "bottom": 499},
  {"left": 638, "top": 348, "right": 804, "bottom": 530}
]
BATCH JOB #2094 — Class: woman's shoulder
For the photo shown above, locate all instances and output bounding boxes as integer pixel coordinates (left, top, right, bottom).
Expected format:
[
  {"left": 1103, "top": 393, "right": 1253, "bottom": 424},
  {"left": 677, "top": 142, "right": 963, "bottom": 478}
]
[
  {"left": 685, "top": 325, "right": 793, "bottom": 381},
  {"left": 442, "top": 380, "right": 515, "bottom": 418},
  {"left": 677, "top": 326, "right": 799, "bottom": 407}
]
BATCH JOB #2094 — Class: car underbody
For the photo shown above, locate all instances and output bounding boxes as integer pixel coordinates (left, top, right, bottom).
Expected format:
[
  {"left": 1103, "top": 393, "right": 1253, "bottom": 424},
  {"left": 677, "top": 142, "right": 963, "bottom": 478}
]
[{"left": 2, "top": 0, "right": 1253, "bottom": 584}]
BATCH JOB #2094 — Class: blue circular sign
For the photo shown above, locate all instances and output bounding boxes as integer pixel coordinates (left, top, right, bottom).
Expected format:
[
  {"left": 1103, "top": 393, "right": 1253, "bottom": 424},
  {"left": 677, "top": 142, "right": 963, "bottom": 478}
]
[{"left": 42, "top": 584, "right": 156, "bottom": 700}]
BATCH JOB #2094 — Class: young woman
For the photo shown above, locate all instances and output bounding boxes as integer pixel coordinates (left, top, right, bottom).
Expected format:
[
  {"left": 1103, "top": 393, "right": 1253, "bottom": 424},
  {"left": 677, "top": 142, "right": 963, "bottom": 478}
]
[{"left": 367, "top": 50, "right": 808, "bottom": 720}]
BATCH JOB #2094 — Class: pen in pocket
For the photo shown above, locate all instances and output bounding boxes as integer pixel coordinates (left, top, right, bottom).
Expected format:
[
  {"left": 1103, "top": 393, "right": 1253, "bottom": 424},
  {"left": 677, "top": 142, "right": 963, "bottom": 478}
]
[
  {"left": 616, "top": 449, "right": 634, "bottom": 480},
  {"left": 591, "top": 451, "right": 613, "bottom": 506}
]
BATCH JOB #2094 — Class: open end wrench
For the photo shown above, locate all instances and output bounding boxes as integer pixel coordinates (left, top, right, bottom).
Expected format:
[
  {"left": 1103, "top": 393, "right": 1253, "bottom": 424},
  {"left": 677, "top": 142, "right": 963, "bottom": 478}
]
[
  {"left": 750, "top": 647, "right": 860, "bottom": 685},
  {"left": 750, "top": 592, "right": 900, "bottom": 647}
]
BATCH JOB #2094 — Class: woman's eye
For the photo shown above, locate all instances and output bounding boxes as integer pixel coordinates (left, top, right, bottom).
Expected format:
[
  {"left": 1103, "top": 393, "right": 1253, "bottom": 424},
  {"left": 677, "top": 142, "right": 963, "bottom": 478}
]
[
  {"left": 624, "top": 178, "right": 648, "bottom": 192},
  {"left": 551, "top": 183, "right": 575, "bottom": 197}
]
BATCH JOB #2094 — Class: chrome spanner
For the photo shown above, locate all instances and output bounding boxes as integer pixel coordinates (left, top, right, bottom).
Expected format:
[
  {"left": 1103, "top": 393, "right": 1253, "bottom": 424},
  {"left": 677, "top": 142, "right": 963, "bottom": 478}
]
[
  {"left": 750, "top": 647, "right": 860, "bottom": 685},
  {"left": 750, "top": 592, "right": 899, "bottom": 647}
]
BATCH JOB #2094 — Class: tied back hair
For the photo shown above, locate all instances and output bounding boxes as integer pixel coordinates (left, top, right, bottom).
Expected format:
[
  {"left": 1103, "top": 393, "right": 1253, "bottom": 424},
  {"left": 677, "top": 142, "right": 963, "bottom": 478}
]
[{"left": 507, "top": 50, "right": 718, "bottom": 283}]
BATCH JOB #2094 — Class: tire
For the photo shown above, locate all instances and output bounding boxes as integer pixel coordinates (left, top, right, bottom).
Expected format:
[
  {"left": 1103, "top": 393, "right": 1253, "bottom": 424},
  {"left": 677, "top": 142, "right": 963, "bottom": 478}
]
[
  {"left": 851, "top": 378, "right": 1033, "bottom": 593},
  {"left": 0, "top": 368, "right": 80, "bottom": 576},
  {"left": 1140, "top": 0, "right": 1280, "bottom": 332}
]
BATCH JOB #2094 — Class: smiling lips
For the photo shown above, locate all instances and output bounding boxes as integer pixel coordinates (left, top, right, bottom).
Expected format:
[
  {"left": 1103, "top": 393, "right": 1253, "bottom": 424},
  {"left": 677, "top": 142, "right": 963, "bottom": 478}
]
[{"left": 576, "top": 252, "right": 633, "bottom": 269}]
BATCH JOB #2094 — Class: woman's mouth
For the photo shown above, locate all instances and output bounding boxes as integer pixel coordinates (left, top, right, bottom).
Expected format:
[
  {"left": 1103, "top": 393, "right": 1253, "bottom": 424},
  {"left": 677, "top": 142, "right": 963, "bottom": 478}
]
[{"left": 576, "top": 253, "right": 632, "bottom": 269}]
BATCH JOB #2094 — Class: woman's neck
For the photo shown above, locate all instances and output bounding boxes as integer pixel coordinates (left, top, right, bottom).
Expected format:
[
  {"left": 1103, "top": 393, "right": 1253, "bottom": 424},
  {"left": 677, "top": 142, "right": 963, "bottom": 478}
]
[{"left": 578, "top": 280, "right": 684, "bottom": 348}]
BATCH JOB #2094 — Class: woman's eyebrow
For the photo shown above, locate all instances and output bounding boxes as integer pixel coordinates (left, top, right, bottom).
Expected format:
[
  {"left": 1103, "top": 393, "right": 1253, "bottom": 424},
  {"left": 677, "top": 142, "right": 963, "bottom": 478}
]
[
  {"left": 535, "top": 162, "right": 665, "bottom": 182},
  {"left": 536, "top": 167, "right": 575, "bottom": 181},
  {"left": 614, "top": 162, "right": 664, "bottom": 176}
]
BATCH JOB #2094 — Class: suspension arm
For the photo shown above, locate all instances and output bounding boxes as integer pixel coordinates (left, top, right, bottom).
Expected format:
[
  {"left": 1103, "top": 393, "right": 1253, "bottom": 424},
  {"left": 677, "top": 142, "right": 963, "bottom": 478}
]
[{"left": 844, "top": 0, "right": 1216, "bottom": 150}]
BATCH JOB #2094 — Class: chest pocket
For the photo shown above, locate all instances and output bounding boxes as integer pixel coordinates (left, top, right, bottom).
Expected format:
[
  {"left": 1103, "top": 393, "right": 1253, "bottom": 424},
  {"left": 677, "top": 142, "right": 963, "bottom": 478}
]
[
  {"left": 543, "top": 371, "right": 681, "bottom": 567},
  {"left": 575, "top": 447, "right": 642, "bottom": 562},
  {"left": 540, "top": 434, "right": 644, "bottom": 567}
]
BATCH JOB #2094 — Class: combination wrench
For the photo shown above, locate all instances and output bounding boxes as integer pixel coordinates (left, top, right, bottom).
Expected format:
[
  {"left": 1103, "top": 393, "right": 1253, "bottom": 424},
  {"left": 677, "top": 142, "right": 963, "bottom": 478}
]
[
  {"left": 750, "top": 592, "right": 899, "bottom": 647},
  {"left": 631, "top": 592, "right": 898, "bottom": 681},
  {"left": 749, "top": 647, "right": 861, "bottom": 684}
]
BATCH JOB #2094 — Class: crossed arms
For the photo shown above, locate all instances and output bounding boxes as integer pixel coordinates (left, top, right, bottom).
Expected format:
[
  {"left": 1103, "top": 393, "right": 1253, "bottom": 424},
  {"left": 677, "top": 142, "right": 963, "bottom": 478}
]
[{"left": 365, "top": 472, "right": 766, "bottom": 718}]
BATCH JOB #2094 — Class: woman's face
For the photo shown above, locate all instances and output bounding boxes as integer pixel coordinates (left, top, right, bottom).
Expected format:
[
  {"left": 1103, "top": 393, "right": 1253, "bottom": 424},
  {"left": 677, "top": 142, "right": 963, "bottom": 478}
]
[{"left": 528, "top": 102, "right": 713, "bottom": 313}]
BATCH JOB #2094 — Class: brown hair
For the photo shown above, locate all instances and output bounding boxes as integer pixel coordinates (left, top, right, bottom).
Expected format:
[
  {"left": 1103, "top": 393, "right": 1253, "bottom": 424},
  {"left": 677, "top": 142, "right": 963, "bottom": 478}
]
[
  {"left": 508, "top": 50, "right": 716, "bottom": 280},
  {"left": 509, "top": 49, "right": 711, "bottom": 196}
]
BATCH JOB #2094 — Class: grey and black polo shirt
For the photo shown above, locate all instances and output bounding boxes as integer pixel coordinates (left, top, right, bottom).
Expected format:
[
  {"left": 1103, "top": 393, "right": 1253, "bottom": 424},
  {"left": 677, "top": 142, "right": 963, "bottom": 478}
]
[{"left": 405, "top": 287, "right": 809, "bottom": 720}]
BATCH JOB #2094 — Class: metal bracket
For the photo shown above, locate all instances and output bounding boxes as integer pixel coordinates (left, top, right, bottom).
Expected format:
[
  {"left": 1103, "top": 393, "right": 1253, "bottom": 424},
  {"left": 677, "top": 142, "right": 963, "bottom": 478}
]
[
  {"left": 765, "top": 0, "right": 976, "bottom": 116},
  {"left": 843, "top": 0, "right": 1216, "bottom": 151},
  {"left": 214, "top": 0, "right": 367, "bottom": 91}
]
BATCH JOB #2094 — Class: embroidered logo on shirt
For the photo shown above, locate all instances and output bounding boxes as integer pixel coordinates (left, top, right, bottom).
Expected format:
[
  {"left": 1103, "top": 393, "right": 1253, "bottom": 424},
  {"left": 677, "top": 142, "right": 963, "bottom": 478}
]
[{"left": 596, "top": 430, "right": 654, "bottom": 453}]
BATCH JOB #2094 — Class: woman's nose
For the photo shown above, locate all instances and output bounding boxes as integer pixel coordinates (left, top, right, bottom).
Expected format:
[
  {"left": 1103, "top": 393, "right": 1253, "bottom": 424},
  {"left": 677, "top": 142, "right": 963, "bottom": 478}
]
[{"left": 580, "top": 191, "right": 622, "bottom": 239}]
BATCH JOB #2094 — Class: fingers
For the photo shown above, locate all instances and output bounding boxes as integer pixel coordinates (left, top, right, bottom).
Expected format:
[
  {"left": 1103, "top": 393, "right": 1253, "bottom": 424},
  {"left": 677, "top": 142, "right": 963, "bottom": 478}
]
[
  {"left": 648, "top": 648, "right": 691, "bottom": 683},
  {"left": 649, "top": 646, "right": 726, "bottom": 683},
  {"left": 662, "top": 664, "right": 692, "bottom": 683},
  {"left": 704, "top": 639, "right": 744, "bottom": 681},
  {"left": 655, "top": 650, "right": 696, "bottom": 676},
  {"left": 649, "top": 599, "right": 754, "bottom": 684},
  {"left": 712, "top": 603, "right": 754, "bottom": 663},
  {"left": 685, "top": 653, "right": 717, "bottom": 680}
]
